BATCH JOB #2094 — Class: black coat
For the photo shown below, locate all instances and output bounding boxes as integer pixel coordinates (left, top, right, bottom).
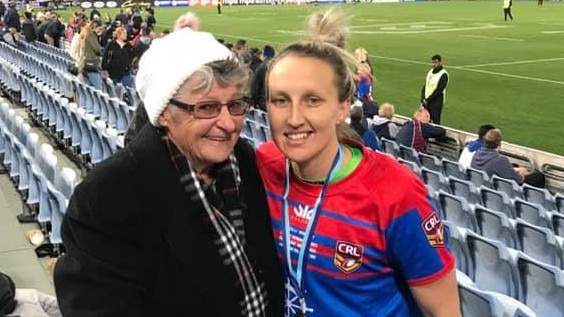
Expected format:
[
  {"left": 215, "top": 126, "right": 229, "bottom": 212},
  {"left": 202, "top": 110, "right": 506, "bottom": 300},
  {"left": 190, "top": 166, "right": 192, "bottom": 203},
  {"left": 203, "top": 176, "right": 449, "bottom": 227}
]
[
  {"left": 22, "top": 19, "right": 37, "bottom": 42},
  {"left": 54, "top": 125, "right": 284, "bottom": 317}
]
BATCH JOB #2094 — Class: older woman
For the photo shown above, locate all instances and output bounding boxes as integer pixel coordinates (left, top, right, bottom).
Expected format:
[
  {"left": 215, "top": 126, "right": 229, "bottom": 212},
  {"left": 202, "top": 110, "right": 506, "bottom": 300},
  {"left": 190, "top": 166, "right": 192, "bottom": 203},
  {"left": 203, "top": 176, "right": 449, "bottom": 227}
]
[{"left": 54, "top": 13, "right": 284, "bottom": 317}]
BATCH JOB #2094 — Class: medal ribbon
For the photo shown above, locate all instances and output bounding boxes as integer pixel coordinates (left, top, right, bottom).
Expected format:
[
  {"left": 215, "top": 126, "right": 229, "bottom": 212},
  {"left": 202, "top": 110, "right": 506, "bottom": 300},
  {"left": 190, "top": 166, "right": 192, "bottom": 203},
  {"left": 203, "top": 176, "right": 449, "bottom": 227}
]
[{"left": 281, "top": 146, "right": 343, "bottom": 315}]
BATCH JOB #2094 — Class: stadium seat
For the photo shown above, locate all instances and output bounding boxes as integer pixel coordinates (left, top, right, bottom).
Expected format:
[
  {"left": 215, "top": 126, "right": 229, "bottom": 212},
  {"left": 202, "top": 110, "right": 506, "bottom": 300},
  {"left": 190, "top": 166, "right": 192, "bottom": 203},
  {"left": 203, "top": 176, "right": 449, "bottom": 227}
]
[
  {"left": 554, "top": 193, "right": 564, "bottom": 214},
  {"left": 491, "top": 175, "right": 524, "bottom": 200},
  {"left": 474, "top": 205, "right": 519, "bottom": 249},
  {"left": 442, "top": 221, "right": 472, "bottom": 276},
  {"left": 397, "top": 157, "right": 420, "bottom": 177},
  {"left": 517, "top": 253, "right": 564, "bottom": 317},
  {"left": 420, "top": 167, "right": 450, "bottom": 194},
  {"left": 479, "top": 186, "right": 516, "bottom": 219},
  {"left": 459, "top": 282, "right": 505, "bottom": 317},
  {"left": 449, "top": 176, "right": 481, "bottom": 206},
  {"left": 398, "top": 144, "right": 420, "bottom": 165},
  {"left": 380, "top": 138, "right": 399, "bottom": 158},
  {"left": 515, "top": 219, "right": 563, "bottom": 269},
  {"left": 466, "top": 231, "right": 520, "bottom": 299},
  {"left": 552, "top": 212, "right": 564, "bottom": 238},
  {"left": 418, "top": 151, "right": 442, "bottom": 173},
  {"left": 522, "top": 183, "right": 556, "bottom": 211},
  {"left": 513, "top": 198, "right": 552, "bottom": 230},
  {"left": 437, "top": 190, "right": 478, "bottom": 232},
  {"left": 442, "top": 158, "right": 467, "bottom": 181}
]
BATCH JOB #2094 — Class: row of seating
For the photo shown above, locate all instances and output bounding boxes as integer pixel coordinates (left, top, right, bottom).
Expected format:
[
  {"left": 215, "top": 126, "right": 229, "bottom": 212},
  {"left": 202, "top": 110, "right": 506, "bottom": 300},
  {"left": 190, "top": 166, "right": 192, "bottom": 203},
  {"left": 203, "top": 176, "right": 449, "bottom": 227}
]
[
  {"left": 383, "top": 135, "right": 564, "bottom": 213},
  {"left": 448, "top": 221, "right": 564, "bottom": 317},
  {"left": 0, "top": 99, "right": 76, "bottom": 250}
]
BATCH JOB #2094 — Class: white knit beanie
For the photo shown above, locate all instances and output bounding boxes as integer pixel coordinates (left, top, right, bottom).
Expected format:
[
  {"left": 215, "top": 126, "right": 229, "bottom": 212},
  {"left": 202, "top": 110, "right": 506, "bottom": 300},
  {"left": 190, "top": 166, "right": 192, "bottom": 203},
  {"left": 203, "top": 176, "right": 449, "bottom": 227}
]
[{"left": 135, "top": 27, "right": 232, "bottom": 126}]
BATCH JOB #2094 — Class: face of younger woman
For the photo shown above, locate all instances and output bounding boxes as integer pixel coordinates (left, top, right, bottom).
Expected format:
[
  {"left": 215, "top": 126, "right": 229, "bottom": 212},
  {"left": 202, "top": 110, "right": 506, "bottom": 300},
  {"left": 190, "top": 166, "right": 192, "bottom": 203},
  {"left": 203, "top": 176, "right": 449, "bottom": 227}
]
[{"left": 267, "top": 56, "right": 349, "bottom": 175}]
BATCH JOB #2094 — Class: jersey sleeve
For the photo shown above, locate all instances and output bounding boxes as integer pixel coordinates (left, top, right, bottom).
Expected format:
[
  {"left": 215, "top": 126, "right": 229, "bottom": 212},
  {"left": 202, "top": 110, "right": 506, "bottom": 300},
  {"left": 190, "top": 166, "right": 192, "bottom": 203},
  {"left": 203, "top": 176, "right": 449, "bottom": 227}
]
[{"left": 385, "top": 174, "right": 455, "bottom": 286}]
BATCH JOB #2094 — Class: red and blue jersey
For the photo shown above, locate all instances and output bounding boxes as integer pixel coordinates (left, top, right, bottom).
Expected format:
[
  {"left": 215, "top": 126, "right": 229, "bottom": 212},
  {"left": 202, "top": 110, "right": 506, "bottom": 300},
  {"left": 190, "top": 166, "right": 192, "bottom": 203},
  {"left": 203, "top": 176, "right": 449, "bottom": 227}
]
[{"left": 256, "top": 142, "right": 454, "bottom": 317}]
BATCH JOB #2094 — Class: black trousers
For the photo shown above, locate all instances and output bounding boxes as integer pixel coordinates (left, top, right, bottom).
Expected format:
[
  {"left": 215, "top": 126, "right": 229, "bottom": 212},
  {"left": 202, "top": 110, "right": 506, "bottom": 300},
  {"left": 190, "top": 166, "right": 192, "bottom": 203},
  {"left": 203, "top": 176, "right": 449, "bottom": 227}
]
[
  {"left": 424, "top": 99, "right": 444, "bottom": 125},
  {"left": 504, "top": 8, "right": 513, "bottom": 21},
  {"left": 217, "top": 3, "right": 222, "bottom": 14}
]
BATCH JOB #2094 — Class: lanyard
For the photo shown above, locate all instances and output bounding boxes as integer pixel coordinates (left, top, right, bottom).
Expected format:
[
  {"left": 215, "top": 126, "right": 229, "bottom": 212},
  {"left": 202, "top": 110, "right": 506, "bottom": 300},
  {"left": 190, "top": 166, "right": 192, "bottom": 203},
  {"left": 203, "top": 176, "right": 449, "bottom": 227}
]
[{"left": 281, "top": 146, "right": 343, "bottom": 314}]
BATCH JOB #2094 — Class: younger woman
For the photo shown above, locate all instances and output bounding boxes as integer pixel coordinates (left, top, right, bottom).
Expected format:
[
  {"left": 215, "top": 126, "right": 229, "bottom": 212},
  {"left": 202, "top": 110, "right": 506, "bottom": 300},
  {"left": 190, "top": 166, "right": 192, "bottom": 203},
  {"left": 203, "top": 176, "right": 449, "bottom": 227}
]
[{"left": 256, "top": 9, "right": 460, "bottom": 317}]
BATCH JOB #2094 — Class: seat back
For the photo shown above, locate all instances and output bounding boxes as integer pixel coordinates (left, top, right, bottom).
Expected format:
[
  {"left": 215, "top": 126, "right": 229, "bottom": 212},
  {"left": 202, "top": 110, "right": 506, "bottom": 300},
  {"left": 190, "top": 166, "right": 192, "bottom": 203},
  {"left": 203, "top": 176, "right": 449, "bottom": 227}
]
[
  {"left": 466, "top": 232, "right": 520, "bottom": 299},
  {"left": 517, "top": 254, "right": 564, "bottom": 317}
]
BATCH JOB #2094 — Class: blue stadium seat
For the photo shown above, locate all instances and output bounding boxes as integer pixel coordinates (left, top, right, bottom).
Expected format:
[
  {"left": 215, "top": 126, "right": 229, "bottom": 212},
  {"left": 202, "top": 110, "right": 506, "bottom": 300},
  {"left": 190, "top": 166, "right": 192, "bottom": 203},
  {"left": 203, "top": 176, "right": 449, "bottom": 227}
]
[
  {"left": 491, "top": 175, "right": 524, "bottom": 200},
  {"left": 421, "top": 167, "right": 450, "bottom": 194},
  {"left": 449, "top": 176, "right": 482, "bottom": 206},
  {"left": 397, "top": 157, "right": 421, "bottom": 177},
  {"left": 522, "top": 183, "right": 556, "bottom": 211},
  {"left": 474, "top": 205, "right": 519, "bottom": 249},
  {"left": 517, "top": 253, "right": 564, "bottom": 317},
  {"left": 380, "top": 138, "right": 399, "bottom": 158},
  {"left": 398, "top": 144, "right": 420, "bottom": 165},
  {"left": 552, "top": 212, "right": 564, "bottom": 239},
  {"left": 515, "top": 219, "right": 563, "bottom": 269},
  {"left": 438, "top": 190, "right": 478, "bottom": 232},
  {"left": 418, "top": 151, "right": 442, "bottom": 173},
  {"left": 442, "top": 157, "right": 467, "bottom": 181},
  {"left": 466, "top": 231, "right": 520, "bottom": 299},
  {"left": 479, "top": 186, "right": 516, "bottom": 219},
  {"left": 442, "top": 221, "right": 473, "bottom": 276},
  {"left": 459, "top": 282, "right": 505, "bottom": 317},
  {"left": 555, "top": 193, "right": 564, "bottom": 214},
  {"left": 513, "top": 198, "right": 552, "bottom": 230}
]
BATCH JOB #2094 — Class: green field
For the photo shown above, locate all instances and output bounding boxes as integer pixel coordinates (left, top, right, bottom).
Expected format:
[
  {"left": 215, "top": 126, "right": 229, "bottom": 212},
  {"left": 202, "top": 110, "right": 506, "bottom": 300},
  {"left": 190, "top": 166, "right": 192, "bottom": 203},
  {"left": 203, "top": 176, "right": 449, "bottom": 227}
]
[{"left": 76, "top": 1, "right": 564, "bottom": 154}]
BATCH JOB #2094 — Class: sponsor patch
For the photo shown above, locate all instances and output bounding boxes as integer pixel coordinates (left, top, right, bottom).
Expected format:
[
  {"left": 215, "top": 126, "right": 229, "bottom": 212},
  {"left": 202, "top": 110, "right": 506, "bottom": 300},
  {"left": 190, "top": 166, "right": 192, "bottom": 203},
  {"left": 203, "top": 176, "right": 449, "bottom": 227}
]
[
  {"left": 421, "top": 213, "right": 445, "bottom": 247},
  {"left": 334, "top": 241, "right": 363, "bottom": 274}
]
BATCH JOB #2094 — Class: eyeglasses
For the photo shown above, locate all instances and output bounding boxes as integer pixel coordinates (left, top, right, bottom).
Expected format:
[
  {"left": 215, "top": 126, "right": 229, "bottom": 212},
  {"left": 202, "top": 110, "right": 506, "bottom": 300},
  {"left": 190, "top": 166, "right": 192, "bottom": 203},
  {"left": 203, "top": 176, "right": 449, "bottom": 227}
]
[{"left": 169, "top": 97, "right": 252, "bottom": 119}]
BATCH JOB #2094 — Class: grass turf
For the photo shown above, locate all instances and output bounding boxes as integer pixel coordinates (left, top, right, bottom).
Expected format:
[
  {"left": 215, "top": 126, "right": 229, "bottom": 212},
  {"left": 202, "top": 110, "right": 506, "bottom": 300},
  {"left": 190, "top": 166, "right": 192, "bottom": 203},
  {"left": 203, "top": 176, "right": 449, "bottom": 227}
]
[{"left": 62, "top": 1, "right": 564, "bottom": 154}]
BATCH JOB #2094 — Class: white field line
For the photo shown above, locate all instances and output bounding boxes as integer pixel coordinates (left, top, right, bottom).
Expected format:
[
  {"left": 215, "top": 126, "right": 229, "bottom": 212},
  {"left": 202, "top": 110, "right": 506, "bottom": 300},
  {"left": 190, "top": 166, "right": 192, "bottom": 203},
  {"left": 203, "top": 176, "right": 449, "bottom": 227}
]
[
  {"left": 165, "top": 28, "right": 564, "bottom": 86},
  {"left": 461, "top": 34, "right": 524, "bottom": 42},
  {"left": 352, "top": 24, "right": 508, "bottom": 34},
  {"left": 350, "top": 21, "right": 452, "bottom": 29},
  {"left": 460, "top": 57, "right": 564, "bottom": 68},
  {"left": 449, "top": 66, "right": 564, "bottom": 86},
  {"left": 368, "top": 54, "right": 564, "bottom": 86},
  {"left": 542, "top": 30, "right": 564, "bottom": 34}
]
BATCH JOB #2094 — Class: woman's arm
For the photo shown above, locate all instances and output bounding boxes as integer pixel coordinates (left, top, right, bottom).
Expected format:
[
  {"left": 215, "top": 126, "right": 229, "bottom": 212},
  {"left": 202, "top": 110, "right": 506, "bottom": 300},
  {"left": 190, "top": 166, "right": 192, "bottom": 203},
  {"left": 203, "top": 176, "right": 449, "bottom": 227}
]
[{"left": 410, "top": 269, "right": 461, "bottom": 317}]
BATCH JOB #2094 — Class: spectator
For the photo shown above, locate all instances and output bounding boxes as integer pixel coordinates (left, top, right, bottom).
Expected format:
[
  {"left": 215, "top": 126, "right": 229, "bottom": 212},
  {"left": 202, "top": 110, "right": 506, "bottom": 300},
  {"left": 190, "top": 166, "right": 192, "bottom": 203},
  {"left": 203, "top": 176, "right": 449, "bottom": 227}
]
[
  {"left": 3, "top": 2, "right": 20, "bottom": 33},
  {"left": 251, "top": 44, "right": 275, "bottom": 111},
  {"left": 54, "top": 14, "right": 284, "bottom": 316},
  {"left": 0, "top": 2, "right": 6, "bottom": 22},
  {"left": 131, "top": 27, "right": 153, "bottom": 73},
  {"left": 102, "top": 26, "right": 134, "bottom": 87},
  {"left": 90, "top": 7, "right": 101, "bottom": 21},
  {"left": 21, "top": 11, "right": 37, "bottom": 42},
  {"left": 257, "top": 8, "right": 459, "bottom": 317},
  {"left": 248, "top": 47, "right": 262, "bottom": 72},
  {"left": 354, "top": 47, "right": 373, "bottom": 74},
  {"left": 35, "top": 11, "right": 52, "bottom": 44},
  {"left": 395, "top": 107, "right": 446, "bottom": 152},
  {"left": 471, "top": 128, "right": 545, "bottom": 188},
  {"left": 78, "top": 20, "right": 103, "bottom": 90},
  {"left": 458, "top": 124, "right": 495, "bottom": 170},
  {"left": 371, "top": 102, "right": 400, "bottom": 140},
  {"left": 349, "top": 106, "right": 381, "bottom": 151},
  {"left": 44, "top": 13, "right": 65, "bottom": 47}
]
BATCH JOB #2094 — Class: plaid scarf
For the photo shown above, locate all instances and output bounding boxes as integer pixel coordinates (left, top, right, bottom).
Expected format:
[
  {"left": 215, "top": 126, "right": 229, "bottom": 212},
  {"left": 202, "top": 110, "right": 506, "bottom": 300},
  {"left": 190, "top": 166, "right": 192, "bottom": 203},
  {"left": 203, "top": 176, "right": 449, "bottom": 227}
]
[{"left": 162, "top": 133, "right": 267, "bottom": 317}]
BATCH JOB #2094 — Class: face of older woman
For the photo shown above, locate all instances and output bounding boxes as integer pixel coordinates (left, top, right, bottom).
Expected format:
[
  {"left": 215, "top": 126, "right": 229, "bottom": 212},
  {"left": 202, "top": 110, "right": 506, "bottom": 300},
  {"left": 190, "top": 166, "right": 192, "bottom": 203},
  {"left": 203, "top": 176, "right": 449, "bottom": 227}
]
[{"left": 158, "top": 80, "right": 245, "bottom": 173}]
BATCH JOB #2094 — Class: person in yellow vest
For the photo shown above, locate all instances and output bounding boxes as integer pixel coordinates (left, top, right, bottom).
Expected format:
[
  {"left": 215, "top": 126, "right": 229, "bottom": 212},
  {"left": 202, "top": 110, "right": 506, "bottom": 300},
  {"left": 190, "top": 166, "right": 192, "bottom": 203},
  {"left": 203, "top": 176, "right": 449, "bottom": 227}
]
[{"left": 420, "top": 54, "right": 448, "bottom": 125}]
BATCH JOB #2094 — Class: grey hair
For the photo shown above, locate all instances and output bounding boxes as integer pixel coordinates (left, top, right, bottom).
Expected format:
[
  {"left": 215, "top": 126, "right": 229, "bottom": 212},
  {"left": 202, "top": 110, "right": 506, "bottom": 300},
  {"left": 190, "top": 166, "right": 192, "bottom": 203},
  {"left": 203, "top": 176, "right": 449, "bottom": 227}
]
[{"left": 173, "top": 57, "right": 251, "bottom": 101}]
